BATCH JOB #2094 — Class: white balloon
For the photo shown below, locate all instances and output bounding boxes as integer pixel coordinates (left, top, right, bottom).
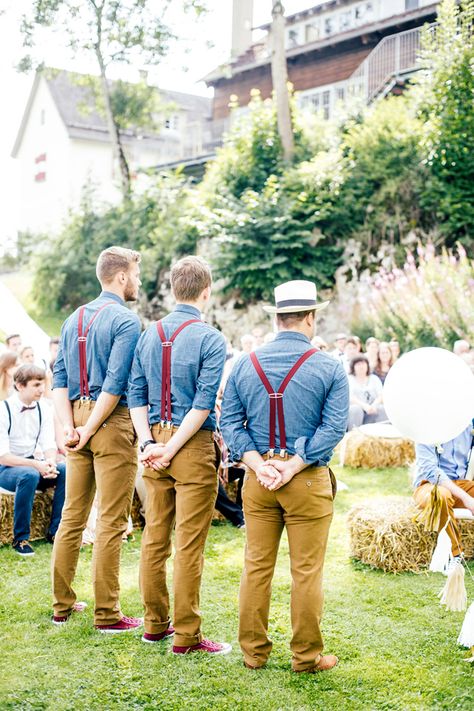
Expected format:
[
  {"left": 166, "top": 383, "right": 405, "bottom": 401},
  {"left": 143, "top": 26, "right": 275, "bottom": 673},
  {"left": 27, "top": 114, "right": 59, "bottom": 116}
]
[{"left": 383, "top": 347, "right": 474, "bottom": 445}]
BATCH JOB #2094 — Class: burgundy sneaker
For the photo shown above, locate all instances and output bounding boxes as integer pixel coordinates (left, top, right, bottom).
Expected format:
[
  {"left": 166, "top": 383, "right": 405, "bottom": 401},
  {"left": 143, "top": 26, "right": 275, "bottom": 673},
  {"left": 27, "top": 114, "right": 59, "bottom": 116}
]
[
  {"left": 95, "top": 615, "right": 143, "bottom": 634},
  {"left": 173, "top": 638, "right": 232, "bottom": 655},
  {"left": 52, "top": 601, "right": 88, "bottom": 626},
  {"left": 142, "top": 626, "right": 175, "bottom": 644}
]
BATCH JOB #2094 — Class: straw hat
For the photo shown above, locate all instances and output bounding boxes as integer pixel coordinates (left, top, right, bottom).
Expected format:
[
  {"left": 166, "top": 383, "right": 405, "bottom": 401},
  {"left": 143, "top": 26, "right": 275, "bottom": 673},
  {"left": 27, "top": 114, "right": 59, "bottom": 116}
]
[{"left": 263, "top": 280, "right": 330, "bottom": 315}]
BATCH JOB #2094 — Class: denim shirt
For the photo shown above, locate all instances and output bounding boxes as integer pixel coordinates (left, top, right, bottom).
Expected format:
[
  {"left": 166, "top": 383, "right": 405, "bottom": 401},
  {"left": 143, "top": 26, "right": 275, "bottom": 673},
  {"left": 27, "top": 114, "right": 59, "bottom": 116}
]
[
  {"left": 128, "top": 304, "right": 226, "bottom": 431},
  {"left": 220, "top": 331, "right": 349, "bottom": 464},
  {"left": 414, "top": 424, "right": 473, "bottom": 488},
  {"left": 53, "top": 291, "right": 141, "bottom": 407}
]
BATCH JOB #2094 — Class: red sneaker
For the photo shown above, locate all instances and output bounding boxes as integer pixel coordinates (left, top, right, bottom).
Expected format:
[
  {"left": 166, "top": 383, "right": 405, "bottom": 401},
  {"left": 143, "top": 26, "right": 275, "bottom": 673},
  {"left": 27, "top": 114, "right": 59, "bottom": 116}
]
[
  {"left": 142, "top": 625, "right": 175, "bottom": 644},
  {"left": 95, "top": 615, "right": 143, "bottom": 634},
  {"left": 173, "top": 638, "right": 232, "bottom": 655},
  {"left": 52, "top": 601, "right": 88, "bottom": 626}
]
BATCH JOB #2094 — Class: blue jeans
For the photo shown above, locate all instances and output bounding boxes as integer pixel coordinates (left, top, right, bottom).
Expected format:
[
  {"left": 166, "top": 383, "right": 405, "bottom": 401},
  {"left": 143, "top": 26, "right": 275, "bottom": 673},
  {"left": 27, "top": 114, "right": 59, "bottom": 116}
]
[{"left": 0, "top": 462, "right": 66, "bottom": 542}]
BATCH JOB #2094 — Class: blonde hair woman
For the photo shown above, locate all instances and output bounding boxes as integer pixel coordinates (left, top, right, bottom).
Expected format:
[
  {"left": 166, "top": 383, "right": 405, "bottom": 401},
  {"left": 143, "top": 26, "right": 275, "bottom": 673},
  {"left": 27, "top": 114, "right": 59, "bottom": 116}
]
[{"left": 0, "top": 351, "right": 19, "bottom": 400}]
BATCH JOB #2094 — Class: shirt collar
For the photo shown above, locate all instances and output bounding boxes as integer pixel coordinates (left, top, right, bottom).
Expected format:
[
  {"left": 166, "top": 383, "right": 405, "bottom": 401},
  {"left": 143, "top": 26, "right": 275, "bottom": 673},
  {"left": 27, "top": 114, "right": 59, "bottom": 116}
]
[
  {"left": 10, "top": 392, "right": 35, "bottom": 411},
  {"left": 174, "top": 304, "right": 202, "bottom": 319},
  {"left": 274, "top": 331, "right": 311, "bottom": 345},
  {"left": 100, "top": 290, "right": 125, "bottom": 305}
]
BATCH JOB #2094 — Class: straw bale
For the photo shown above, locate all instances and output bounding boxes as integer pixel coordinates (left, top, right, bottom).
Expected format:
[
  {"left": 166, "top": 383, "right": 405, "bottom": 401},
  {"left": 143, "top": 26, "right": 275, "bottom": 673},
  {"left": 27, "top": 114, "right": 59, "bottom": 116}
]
[
  {"left": 0, "top": 490, "right": 54, "bottom": 545},
  {"left": 348, "top": 497, "right": 437, "bottom": 573},
  {"left": 343, "top": 431, "right": 415, "bottom": 469}
]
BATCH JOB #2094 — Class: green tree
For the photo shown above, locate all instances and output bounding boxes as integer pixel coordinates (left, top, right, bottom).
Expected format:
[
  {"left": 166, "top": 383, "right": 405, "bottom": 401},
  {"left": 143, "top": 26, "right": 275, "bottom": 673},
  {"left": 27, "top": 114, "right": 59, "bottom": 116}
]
[
  {"left": 413, "top": 0, "right": 474, "bottom": 245},
  {"left": 19, "top": 0, "right": 206, "bottom": 195}
]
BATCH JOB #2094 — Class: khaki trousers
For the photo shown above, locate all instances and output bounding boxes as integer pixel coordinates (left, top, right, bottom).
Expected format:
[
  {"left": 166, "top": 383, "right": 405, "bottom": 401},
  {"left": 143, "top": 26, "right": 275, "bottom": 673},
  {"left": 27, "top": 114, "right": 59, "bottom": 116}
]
[
  {"left": 52, "top": 401, "right": 137, "bottom": 624},
  {"left": 414, "top": 479, "right": 474, "bottom": 557},
  {"left": 239, "top": 462, "right": 335, "bottom": 672},
  {"left": 140, "top": 426, "right": 218, "bottom": 646}
]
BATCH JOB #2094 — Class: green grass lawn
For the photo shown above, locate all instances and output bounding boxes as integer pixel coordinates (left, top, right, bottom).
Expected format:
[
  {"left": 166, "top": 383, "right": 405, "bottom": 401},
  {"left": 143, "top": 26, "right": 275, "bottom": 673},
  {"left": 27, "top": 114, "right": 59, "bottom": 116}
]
[{"left": 0, "top": 466, "right": 473, "bottom": 711}]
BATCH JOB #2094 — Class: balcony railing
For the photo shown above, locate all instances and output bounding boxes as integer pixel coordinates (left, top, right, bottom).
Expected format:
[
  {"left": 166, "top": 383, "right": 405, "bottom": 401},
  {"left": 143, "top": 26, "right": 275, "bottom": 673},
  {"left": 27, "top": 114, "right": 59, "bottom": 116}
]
[{"left": 348, "top": 23, "right": 435, "bottom": 104}]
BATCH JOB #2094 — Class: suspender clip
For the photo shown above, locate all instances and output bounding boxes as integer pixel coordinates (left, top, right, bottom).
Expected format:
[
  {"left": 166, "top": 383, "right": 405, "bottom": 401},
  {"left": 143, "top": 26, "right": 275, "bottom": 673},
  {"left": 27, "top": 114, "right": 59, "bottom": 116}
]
[
  {"left": 160, "top": 420, "right": 166, "bottom": 429},
  {"left": 269, "top": 448, "right": 275, "bottom": 457},
  {"left": 162, "top": 341, "right": 173, "bottom": 348},
  {"left": 78, "top": 336, "right": 87, "bottom": 343},
  {"left": 279, "top": 449, "right": 286, "bottom": 457},
  {"left": 268, "top": 392, "right": 283, "bottom": 399},
  {"left": 166, "top": 420, "right": 172, "bottom": 429}
]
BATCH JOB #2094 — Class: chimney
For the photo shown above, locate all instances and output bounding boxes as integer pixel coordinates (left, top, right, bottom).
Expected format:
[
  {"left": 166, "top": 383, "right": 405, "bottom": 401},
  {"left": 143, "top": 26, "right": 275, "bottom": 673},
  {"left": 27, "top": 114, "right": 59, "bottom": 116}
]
[{"left": 231, "top": 0, "right": 254, "bottom": 59}]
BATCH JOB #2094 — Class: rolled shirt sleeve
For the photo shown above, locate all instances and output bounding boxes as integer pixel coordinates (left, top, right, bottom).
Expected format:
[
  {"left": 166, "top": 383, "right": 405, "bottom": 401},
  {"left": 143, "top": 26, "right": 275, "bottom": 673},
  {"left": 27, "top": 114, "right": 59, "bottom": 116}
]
[
  {"left": 128, "top": 337, "right": 149, "bottom": 409},
  {"left": 192, "top": 332, "right": 226, "bottom": 412},
  {"left": 102, "top": 314, "right": 141, "bottom": 397},
  {"left": 221, "top": 368, "right": 258, "bottom": 462},
  {"left": 294, "top": 362, "right": 349, "bottom": 464}
]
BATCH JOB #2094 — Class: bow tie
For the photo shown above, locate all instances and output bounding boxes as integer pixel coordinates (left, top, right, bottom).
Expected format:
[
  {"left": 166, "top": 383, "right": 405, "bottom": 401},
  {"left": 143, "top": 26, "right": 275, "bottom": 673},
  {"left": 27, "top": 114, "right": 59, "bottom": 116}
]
[{"left": 20, "top": 405, "right": 36, "bottom": 412}]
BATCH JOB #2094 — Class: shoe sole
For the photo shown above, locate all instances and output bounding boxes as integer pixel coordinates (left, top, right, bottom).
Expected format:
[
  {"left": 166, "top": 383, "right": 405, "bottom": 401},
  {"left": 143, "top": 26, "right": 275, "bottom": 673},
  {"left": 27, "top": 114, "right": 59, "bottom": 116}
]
[
  {"left": 96, "top": 627, "right": 142, "bottom": 634},
  {"left": 141, "top": 633, "right": 174, "bottom": 644},
  {"left": 14, "top": 552, "right": 35, "bottom": 557},
  {"left": 52, "top": 619, "right": 68, "bottom": 626},
  {"left": 172, "top": 645, "right": 232, "bottom": 656}
]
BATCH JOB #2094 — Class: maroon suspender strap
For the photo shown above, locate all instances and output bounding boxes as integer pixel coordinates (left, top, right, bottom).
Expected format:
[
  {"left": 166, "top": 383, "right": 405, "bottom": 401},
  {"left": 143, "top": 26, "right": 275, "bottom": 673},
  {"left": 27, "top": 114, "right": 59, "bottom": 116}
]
[
  {"left": 156, "top": 319, "right": 201, "bottom": 426},
  {"left": 77, "top": 302, "right": 115, "bottom": 399},
  {"left": 250, "top": 348, "right": 318, "bottom": 455}
]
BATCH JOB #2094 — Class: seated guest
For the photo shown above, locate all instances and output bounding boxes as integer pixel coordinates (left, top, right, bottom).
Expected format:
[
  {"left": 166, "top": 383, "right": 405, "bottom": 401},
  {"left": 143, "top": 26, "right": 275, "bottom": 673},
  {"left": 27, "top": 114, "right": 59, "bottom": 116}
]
[
  {"left": 365, "top": 337, "right": 380, "bottom": 372},
  {"left": 372, "top": 341, "right": 393, "bottom": 384},
  {"left": 389, "top": 339, "right": 401, "bottom": 363},
  {"left": 20, "top": 346, "right": 35, "bottom": 365},
  {"left": 330, "top": 332, "right": 347, "bottom": 361},
  {"left": 347, "top": 355, "right": 387, "bottom": 430},
  {"left": 414, "top": 424, "right": 474, "bottom": 562},
  {"left": 0, "top": 352, "right": 18, "bottom": 400},
  {"left": 49, "top": 338, "right": 60, "bottom": 371},
  {"left": 311, "top": 335, "right": 328, "bottom": 351},
  {"left": 5, "top": 334, "right": 22, "bottom": 354},
  {"left": 342, "top": 337, "right": 359, "bottom": 373},
  {"left": 0, "top": 365, "right": 66, "bottom": 556}
]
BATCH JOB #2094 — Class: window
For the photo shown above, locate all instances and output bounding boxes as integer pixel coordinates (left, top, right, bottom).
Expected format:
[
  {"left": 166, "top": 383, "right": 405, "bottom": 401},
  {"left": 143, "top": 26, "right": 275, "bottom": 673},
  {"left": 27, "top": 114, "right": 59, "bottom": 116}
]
[
  {"left": 322, "top": 91, "right": 330, "bottom": 120},
  {"left": 405, "top": 0, "right": 419, "bottom": 9},
  {"left": 324, "top": 17, "right": 334, "bottom": 36},
  {"left": 339, "top": 11, "right": 352, "bottom": 31},
  {"left": 287, "top": 28, "right": 300, "bottom": 47},
  {"left": 355, "top": 2, "right": 374, "bottom": 22},
  {"left": 164, "top": 114, "right": 180, "bottom": 131},
  {"left": 336, "top": 87, "right": 345, "bottom": 102},
  {"left": 305, "top": 21, "right": 320, "bottom": 43}
]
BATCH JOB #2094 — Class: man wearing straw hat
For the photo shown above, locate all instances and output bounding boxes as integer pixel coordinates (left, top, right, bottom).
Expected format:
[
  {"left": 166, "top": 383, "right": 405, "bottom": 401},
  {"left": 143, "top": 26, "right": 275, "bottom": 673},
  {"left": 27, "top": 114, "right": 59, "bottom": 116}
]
[{"left": 221, "top": 280, "right": 349, "bottom": 673}]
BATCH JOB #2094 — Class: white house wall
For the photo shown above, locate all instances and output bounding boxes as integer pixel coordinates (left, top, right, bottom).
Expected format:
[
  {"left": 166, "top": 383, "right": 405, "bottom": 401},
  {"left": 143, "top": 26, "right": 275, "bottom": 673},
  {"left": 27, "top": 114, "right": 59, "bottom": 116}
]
[
  {"left": 16, "top": 77, "right": 71, "bottom": 235},
  {"left": 67, "top": 139, "right": 121, "bottom": 212}
]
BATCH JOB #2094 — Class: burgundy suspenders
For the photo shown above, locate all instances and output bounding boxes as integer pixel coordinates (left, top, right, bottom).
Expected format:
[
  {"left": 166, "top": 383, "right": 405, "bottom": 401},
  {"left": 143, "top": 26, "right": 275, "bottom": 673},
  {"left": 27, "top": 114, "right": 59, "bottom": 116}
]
[
  {"left": 156, "top": 318, "right": 201, "bottom": 427},
  {"left": 250, "top": 348, "right": 318, "bottom": 456},
  {"left": 77, "top": 302, "right": 115, "bottom": 399}
]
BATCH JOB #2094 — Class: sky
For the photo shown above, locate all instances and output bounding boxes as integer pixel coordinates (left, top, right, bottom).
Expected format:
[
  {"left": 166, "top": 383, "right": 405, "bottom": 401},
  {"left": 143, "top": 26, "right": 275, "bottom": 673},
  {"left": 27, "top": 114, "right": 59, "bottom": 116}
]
[{"left": 0, "top": 0, "right": 316, "bottom": 247}]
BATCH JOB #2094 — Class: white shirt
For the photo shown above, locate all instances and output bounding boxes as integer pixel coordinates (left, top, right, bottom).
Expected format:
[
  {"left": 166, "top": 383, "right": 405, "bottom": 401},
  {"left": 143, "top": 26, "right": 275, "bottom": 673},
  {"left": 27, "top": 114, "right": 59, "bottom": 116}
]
[{"left": 0, "top": 394, "right": 56, "bottom": 458}]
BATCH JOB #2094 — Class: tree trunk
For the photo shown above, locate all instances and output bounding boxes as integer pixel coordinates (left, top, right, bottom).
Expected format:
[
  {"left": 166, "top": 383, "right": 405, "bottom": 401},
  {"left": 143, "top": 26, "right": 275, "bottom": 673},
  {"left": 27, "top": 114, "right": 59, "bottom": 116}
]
[
  {"left": 96, "top": 50, "right": 131, "bottom": 196},
  {"left": 270, "top": 1, "right": 294, "bottom": 161}
]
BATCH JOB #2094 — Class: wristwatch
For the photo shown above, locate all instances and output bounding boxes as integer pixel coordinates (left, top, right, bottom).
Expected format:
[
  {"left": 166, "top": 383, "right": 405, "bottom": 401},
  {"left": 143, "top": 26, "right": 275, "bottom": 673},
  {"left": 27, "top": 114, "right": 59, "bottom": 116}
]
[{"left": 140, "top": 439, "right": 155, "bottom": 453}]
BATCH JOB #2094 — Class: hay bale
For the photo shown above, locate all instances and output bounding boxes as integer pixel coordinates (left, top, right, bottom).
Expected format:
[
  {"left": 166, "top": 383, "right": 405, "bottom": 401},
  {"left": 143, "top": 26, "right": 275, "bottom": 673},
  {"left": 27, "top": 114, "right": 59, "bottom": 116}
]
[
  {"left": 0, "top": 490, "right": 54, "bottom": 545},
  {"left": 342, "top": 431, "right": 415, "bottom": 469},
  {"left": 460, "top": 519, "right": 474, "bottom": 559},
  {"left": 348, "top": 497, "right": 438, "bottom": 573}
]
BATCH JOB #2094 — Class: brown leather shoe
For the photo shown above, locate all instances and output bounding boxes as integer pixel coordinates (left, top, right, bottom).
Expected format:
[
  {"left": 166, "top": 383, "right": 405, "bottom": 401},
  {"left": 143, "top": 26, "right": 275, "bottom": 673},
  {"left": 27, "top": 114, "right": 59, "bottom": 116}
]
[
  {"left": 244, "top": 661, "right": 265, "bottom": 670},
  {"left": 294, "top": 654, "right": 339, "bottom": 673}
]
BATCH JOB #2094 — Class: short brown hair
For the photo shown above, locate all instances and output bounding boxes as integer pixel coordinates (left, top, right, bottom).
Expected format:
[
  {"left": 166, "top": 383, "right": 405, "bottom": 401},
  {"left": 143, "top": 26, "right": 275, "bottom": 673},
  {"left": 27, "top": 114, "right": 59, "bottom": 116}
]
[
  {"left": 96, "top": 246, "right": 141, "bottom": 285},
  {"left": 349, "top": 355, "right": 370, "bottom": 376},
  {"left": 14, "top": 364, "right": 46, "bottom": 388},
  {"left": 170, "top": 256, "right": 212, "bottom": 302},
  {"left": 6, "top": 334, "right": 20, "bottom": 346},
  {"left": 276, "top": 310, "right": 316, "bottom": 327}
]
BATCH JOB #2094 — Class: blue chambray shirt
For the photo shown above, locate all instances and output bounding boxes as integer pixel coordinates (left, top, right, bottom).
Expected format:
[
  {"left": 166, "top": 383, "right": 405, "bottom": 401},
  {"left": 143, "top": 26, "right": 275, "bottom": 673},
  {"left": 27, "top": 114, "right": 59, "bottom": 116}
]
[
  {"left": 220, "top": 331, "right": 349, "bottom": 465},
  {"left": 414, "top": 424, "right": 473, "bottom": 488},
  {"left": 128, "top": 304, "right": 226, "bottom": 430},
  {"left": 53, "top": 291, "right": 141, "bottom": 407}
]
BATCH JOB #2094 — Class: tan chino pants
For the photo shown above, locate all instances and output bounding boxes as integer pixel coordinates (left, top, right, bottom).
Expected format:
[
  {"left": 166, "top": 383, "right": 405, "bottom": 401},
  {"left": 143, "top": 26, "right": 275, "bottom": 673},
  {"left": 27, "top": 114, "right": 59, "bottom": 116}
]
[
  {"left": 140, "top": 426, "right": 218, "bottom": 647},
  {"left": 239, "top": 461, "right": 335, "bottom": 672},
  {"left": 51, "top": 401, "right": 137, "bottom": 624},
  {"left": 414, "top": 479, "right": 474, "bottom": 557}
]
